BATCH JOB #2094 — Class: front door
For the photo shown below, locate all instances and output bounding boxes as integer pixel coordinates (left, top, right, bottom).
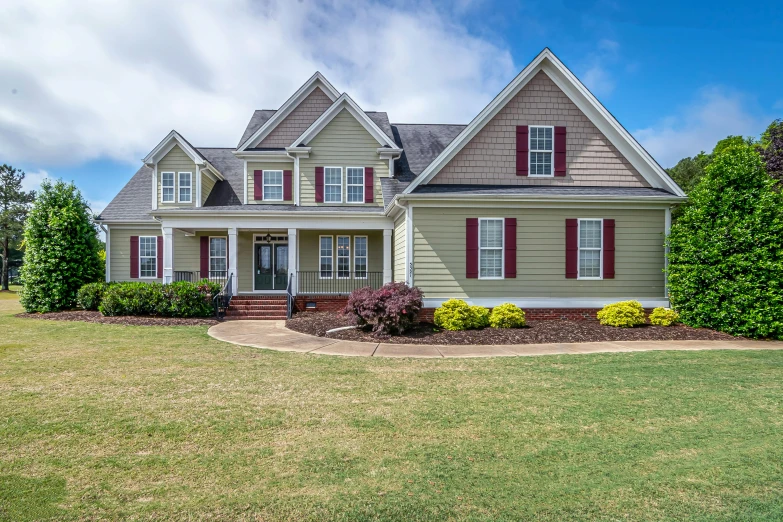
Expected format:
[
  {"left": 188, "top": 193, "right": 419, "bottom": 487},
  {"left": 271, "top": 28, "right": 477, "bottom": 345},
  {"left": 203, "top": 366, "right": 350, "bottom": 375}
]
[
  {"left": 275, "top": 244, "right": 288, "bottom": 289},
  {"left": 255, "top": 244, "right": 273, "bottom": 290}
]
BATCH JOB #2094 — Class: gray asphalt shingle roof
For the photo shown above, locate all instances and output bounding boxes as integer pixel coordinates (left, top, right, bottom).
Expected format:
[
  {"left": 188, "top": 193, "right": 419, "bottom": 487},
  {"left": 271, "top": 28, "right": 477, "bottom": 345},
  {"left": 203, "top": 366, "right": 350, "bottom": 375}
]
[
  {"left": 98, "top": 165, "right": 155, "bottom": 222},
  {"left": 392, "top": 123, "right": 466, "bottom": 181}
]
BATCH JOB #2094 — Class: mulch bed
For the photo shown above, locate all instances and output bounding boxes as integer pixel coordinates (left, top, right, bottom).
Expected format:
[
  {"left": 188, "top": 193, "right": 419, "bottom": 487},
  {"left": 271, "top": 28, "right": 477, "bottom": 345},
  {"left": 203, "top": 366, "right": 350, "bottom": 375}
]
[
  {"left": 286, "top": 311, "right": 741, "bottom": 345},
  {"left": 17, "top": 310, "right": 218, "bottom": 326}
]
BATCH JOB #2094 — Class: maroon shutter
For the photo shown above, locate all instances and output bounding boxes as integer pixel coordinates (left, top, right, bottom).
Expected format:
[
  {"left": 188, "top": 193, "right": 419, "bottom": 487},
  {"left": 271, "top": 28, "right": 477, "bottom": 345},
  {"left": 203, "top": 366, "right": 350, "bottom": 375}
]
[
  {"left": 466, "top": 218, "right": 479, "bottom": 279},
  {"left": 565, "top": 219, "right": 578, "bottom": 279},
  {"left": 603, "top": 219, "right": 615, "bottom": 279},
  {"left": 283, "top": 170, "right": 293, "bottom": 201},
  {"left": 157, "top": 236, "right": 163, "bottom": 278},
  {"left": 315, "top": 166, "right": 324, "bottom": 203},
  {"left": 516, "top": 125, "right": 529, "bottom": 176},
  {"left": 364, "top": 167, "right": 374, "bottom": 203},
  {"left": 200, "top": 236, "right": 209, "bottom": 279},
  {"left": 254, "top": 170, "right": 263, "bottom": 200},
  {"left": 504, "top": 218, "right": 517, "bottom": 278},
  {"left": 554, "top": 126, "right": 567, "bottom": 176},
  {"left": 130, "top": 236, "right": 139, "bottom": 279}
]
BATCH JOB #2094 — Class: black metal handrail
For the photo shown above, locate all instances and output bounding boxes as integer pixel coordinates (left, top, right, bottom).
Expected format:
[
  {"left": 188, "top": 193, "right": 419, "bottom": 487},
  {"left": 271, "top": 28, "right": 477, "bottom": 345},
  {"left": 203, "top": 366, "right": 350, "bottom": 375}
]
[
  {"left": 213, "top": 272, "right": 233, "bottom": 319},
  {"left": 174, "top": 270, "right": 228, "bottom": 287},
  {"left": 286, "top": 272, "right": 294, "bottom": 319},
  {"left": 296, "top": 271, "right": 384, "bottom": 295}
]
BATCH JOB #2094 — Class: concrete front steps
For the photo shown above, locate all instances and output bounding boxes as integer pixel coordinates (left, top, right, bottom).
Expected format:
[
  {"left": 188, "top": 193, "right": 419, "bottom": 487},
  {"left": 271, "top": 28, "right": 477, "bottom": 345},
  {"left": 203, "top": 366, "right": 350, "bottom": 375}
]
[{"left": 225, "top": 295, "right": 288, "bottom": 320}]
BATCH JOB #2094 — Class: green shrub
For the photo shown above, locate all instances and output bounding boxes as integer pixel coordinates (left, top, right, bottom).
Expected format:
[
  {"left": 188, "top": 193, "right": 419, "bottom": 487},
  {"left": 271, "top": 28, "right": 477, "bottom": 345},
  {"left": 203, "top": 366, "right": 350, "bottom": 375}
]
[
  {"left": 489, "top": 303, "right": 526, "bottom": 328},
  {"left": 649, "top": 307, "right": 679, "bottom": 326},
  {"left": 433, "top": 299, "right": 489, "bottom": 331},
  {"left": 76, "top": 282, "right": 107, "bottom": 311},
  {"left": 165, "top": 280, "right": 221, "bottom": 318},
  {"left": 98, "top": 281, "right": 219, "bottom": 317},
  {"left": 469, "top": 305, "right": 491, "bottom": 329},
  {"left": 596, "top": 300, "right": 646, "bottom": 328}
]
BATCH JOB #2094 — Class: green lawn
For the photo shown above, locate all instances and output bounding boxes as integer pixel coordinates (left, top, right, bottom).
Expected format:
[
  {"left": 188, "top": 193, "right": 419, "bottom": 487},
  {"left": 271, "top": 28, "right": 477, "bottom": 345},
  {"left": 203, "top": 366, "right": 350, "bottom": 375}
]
[{"left": 1, "top": 295, "right": 782, "bottom": 521}]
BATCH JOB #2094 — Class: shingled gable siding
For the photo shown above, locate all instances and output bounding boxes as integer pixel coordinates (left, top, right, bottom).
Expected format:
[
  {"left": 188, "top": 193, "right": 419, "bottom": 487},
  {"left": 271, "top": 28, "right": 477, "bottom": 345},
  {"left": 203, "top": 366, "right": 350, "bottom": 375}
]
[
  {"left": 299, "top": 108, "right": 387, "bottom": 207},
  {"left": 247, "top": 161, "right": 295, "bottom": 204},
  {"left": 109, "top": 227, "right": 162, "bottom": 282},
  {"left": 157, "top": 144, "right": 197, "bottom": 208},
  {"left": 257, "top": 86, "right": 334, "bottom": 148},
  {"left": 431, "top": 71, "right": 648, "bottom": 187},
  {"left": 412, "top": 206, "right": 665, "bottom": 299},
  {"left": 393, "top": 213, "right": 407, "bottom": 282}
]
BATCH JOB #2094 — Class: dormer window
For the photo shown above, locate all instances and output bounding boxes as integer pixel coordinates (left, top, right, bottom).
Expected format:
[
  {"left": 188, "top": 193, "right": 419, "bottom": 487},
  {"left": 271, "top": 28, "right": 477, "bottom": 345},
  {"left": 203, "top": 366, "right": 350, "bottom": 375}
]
[
  {"left": 178, "top": 172, "right": 192, "bottom": 203},
  {"left": 161, "top": 172, "right": 175, "bottom": 203}
]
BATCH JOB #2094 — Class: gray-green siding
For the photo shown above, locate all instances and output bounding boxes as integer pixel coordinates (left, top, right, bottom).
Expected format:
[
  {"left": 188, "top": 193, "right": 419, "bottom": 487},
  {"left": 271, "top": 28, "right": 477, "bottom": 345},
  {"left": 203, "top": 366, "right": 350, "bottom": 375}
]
[
  {"left": 393, "top": 213, "right": 406, "bottom": 282},
  {"left": 108, "top": 227, "right": 162, "bottom": 282},
  {"left": 247, "top": 161, "right": 295, "bottom": 204}
]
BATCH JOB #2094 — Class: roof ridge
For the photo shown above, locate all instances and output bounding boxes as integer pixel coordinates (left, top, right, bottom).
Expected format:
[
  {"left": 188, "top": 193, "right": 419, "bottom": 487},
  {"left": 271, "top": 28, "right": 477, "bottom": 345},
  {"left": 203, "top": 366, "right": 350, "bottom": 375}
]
[{"left": 391, "top": 122, "right": 467, "bottom": 126}]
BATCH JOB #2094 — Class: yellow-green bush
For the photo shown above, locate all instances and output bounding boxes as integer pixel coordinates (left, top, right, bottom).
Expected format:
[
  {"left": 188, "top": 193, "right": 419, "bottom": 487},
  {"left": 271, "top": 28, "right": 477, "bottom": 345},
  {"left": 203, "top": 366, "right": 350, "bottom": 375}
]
[
  {"left": 649, "top": 307, "right": 679, "bottom": 326},
  {"left": 489, "top": 303, "right": 526, "bottom": 328},
  {"left": 433, "top": 299, "right": 489, "bottom": 331},
  {"left": 596, "top": 300, "right": 646, "bottom": 328}
]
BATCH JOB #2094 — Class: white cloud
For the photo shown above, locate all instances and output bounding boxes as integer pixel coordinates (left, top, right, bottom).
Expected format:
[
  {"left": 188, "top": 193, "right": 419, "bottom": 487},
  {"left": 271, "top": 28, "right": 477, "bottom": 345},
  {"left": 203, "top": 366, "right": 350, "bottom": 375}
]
[
  {"left": 20, "top": 169, "right": 53, "bottom": 193},
  {"left": 580, "top": 39, "right": 620, "bottom": 98},
  {"left": 634, "top": 88, "right": 769, "bottom": 168},
  {"left": 0, "top": 0, "right": 516, "bottom": 166}
]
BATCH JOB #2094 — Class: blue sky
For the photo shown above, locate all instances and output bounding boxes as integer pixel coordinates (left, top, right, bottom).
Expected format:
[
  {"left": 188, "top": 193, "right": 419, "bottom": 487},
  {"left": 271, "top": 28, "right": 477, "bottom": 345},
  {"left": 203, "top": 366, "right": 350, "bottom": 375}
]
[{"left": 2, "top": 0, "right": 781, "bottom": 215}]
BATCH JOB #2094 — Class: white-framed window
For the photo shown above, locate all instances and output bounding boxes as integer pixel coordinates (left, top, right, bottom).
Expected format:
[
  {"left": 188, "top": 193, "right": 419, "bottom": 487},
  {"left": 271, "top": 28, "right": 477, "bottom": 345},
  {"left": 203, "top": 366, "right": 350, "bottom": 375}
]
[
  {"left": 139, "top": 236, "right": 158, "bottom": 278},
  {"left": 178, "top": 172, "right": 192, "bottom": 202},
  {"left": 529, "top": 126, "right": 554, "bottom": 177},
  {"left": 161, "top": 172, "right": 175, "bottom": 203},
  {"left": 209, "top": 236, "right": 227, "bottom": 278},
  {"left": 324, "top": 167, "right": 342, "bottom": 203},
  {"left": 262, "top": 170, "right": 283, "bottom": 201},
  {"left": 346, "top": 167, "right": 365, "bottom": 203},
  {"left": 354, "top": 236, "right": 368, "bottom": 279},
  {"left": 479, "top": 218, "right": 504, "bottom": 279},
  {"left": 578, "top": 219, "right": 603, "bottom": 279},
  {"left": 319, "top": 236, "right": 333, "bottom": 278},
  {"left": 337, "top": 235, "right": 350, "bottom": 278}
]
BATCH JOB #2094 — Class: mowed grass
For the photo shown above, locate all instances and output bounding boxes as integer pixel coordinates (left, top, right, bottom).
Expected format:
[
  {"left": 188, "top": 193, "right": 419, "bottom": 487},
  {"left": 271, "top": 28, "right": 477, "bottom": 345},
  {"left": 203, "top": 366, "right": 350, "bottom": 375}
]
[{"left": 1, "top": 295, "right": 782, "bottom": 521}]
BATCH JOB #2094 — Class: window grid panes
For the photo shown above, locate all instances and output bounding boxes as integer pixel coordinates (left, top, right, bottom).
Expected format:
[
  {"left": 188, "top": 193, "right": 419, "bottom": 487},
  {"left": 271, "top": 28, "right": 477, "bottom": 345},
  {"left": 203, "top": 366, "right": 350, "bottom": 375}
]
[
  {"left": 263, "top": 170, "right": 283, "bottom": 201},
  {"left": 320, "top": 236, "right": 333, "bottom": 278},
  {"left": 346, "top": 167, "right": 364, "bottom": 203},
  {"left": 579, "top": 219, "right": 602, "bottom": 279},
  {"left": 529, "top": 126, "right": 553, "bottom": 176},
  {"left": 161, "top": 172, "right": 175, "bottom": 203},
  {"left": 178, "top": 172, "right": 192, "bottom": 202},
  {"left": 139, "top": 236, "right": 157, "bottom": 278},
  {"left": 337, "top": 236, "right": 350, "bottom": 278},
  {"left": 354, "top": 236, "right": 368, "bottom": 278},
  {"left": 209, "top": 237, "right": 227, "bottom": 277},
  {"left": 479, "top": 219, "right": 503, "bottom": 279},
  {"left": 324, "top": 167, "right": 342, "bottom": 203}
]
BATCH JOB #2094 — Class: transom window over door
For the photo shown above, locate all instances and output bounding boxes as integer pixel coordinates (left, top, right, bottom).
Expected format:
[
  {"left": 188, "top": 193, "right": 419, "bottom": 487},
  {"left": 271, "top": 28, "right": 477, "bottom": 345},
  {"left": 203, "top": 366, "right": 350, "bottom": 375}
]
[
  {"left": 529, "top": 126, "right": 553, "bottom": 176},
  {"left": 178, "top": 172, "right": 192, "bottom": 202},
  {"left": 263, "top": 170, "right": 283, "bottom": 201},
  {"left": 324, "top": 167, "right": 342, "bottom": 203},
  {"left": 479, "top": 218, "right": 504, "bottom": 279},
  {"left": 337, "top": 236, "right": 350, "bottom": 278},
  {"left": 578, "top": 219, "right": 602, "bottom": 279},
  {"left": 161, "top": 172, "right": 175, "bottom": 203},
  {"left": 346, "top": 167, "right": 364, "bottom": 203},
  {"left": 139, "top": 236, "right": 157, "bottom": 278},
  {"left": 354, "top": 236, "right": 368, "bottom": 279},
  {"left": 209, "top": 237, "right": 227, "bottom": 277},
  {"left": 319, "top": 236, "right": 333, "bottom": 278}
]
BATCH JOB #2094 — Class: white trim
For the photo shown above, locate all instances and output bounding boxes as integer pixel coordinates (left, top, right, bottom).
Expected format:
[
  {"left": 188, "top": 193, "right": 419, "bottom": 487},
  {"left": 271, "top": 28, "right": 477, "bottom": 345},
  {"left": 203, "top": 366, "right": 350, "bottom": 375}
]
[
  {"left": 577, "top": 218, "right": 603, "bottom": 280},
  {"left": 354, "top": 235, "right": 369, "bottom": 280},
  {"left": 478, "top": 217, "right": 505, "bottom": 280},
  {"left": 422, "top": 297, "right": 670, "bottom": 309},
  {"left": 152, "top": 165, "right": 158, "bottom": 210},
  {"left": 403, "top": 48, "right": 686, "bottom": 197},
  {"left": 178, "top": 172, "right": 193, "bottom": 203},
  {"left": 262, "top": 170, "right": 284, "bottom": 202},
  {"left": 160, "top": 172, "right": 175, "bottom": 203},
  {"left": 346, "top": 166, "right": 365, "bottom": 204},
  {"left": 144, "top": 130, "right": 202, "bottom": 165},
  {"left": 406, "top": 204, "right": 414, "bottom": 285},
  {"left": 319, "top": 235, "right": 334, "bottom": 279},
  {"left": 195, "top": 165, "right": 201, "bottom": 207},
  {"left": 336, "top": 235, "right": 351, "bottom": 279},
  {"left": 237, "top": 72, "right": 341, "bottom": 152},
  {"left": 243, "top": 160, "right": 248, "bottom": 205},
  {"left": 105, "top": 226, "right": 111, "bottom": 282},
  {"left": 528, "top": 125, "right": 554, "bottom": 177},
  {"left": 138, "top": 235, "right": 158, "bottom": 279},
  {"left": 293, "top": 155, "right": 300, "bottom": 206},
  {"left": 388, "top": 193, "right": 684, "bottom": 210},
  {"left": 155, "top": 216, "right": 393, "bottom": 231},
  {"left": 323, "top": 166, "right": 343, "bottom": 203}
]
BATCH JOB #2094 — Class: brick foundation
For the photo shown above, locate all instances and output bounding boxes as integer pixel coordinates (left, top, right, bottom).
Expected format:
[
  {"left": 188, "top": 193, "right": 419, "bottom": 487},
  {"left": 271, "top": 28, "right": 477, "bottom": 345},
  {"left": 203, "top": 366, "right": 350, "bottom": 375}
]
[{"left": 294, "top": 296, "right": 349, "bottom": 313}]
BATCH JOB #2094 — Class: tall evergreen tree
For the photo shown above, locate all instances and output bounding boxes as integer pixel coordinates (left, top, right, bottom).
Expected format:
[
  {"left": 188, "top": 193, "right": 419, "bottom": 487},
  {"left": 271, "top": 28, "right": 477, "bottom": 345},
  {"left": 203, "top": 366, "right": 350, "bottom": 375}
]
[{"left": 0, "top": 165, "right": 35, "bottom": 291}]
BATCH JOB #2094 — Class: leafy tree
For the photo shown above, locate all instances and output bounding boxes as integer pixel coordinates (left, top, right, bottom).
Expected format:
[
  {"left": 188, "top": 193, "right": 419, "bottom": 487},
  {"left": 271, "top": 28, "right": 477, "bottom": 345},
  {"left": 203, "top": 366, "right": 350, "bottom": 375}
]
[
  {"left": 19, "top": 180, "right": 104, "bottom": 312},
  {"left": 758, "top": 118, "right": 783, "bottom": 181},
  {"left": 667, "top": 143, "right": 783, "bottom": 339},
  {"left": 0, "top": 165, "right": 35, "bottom": 291},
  {"left": 667, "top": 152, "right": 712, "bottom": 194}
]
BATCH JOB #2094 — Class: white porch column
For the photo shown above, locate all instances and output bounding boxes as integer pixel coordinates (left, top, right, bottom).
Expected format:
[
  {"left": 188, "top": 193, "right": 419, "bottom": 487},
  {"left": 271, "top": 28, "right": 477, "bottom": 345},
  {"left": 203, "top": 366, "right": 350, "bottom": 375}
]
[
  {"left": 288, "top": 228, "right": 298, "bottom": 295},
  {"left": 383, "top": 229, "right": 392, "bottom": 284},
  {"left": 228, "top": 227, "right": 238, "bottom": 296},
  {"left": 162, "top": 227, "right": 173, "bottom": 284}
]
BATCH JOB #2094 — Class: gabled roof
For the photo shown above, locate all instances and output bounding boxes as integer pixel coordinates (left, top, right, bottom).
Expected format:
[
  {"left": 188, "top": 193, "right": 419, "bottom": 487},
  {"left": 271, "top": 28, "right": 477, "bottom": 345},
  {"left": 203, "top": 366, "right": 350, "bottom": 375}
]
[
  {"left": 293, "top": 93, "right": 401, "bottom": 150},
  {"left": 236, "top": 72, "right": 340, "bottom": 152},
  {"left": 392, "top": 123, "right": 466, "bottom": 181},
  {"left": 142, "top": 130, "right": 224, "bottom": 180},
  {"left": 237, "top": 109, "right": 277, "bottom": 148},
  {"left": 402, "top": 48, "right": 686, "bottom": 197}
]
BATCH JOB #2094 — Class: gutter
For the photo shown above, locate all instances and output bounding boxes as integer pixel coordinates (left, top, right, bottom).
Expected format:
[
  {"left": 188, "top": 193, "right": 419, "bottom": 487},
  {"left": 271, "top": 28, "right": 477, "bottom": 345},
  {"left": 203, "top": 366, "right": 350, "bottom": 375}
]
[{"left": 395, "top": 193, "right": 687, "bottom": 204}]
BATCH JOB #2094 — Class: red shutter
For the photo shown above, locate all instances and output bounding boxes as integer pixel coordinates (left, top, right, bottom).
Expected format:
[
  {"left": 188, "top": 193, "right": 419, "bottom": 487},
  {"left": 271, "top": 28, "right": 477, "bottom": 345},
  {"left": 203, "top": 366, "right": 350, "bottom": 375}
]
[
  {"left": 603, "top": 219, "right": 615, "bottom": 279},
  {"left": 554, "top": 126, "right": 567, "bottom": 176},
  {"left": 283, "top": 170, "right": 293, "bottom": 201},
  {"left": 254, "top": 170, "right": 263, "bottom": 200},
  {"left": 157, "top": 236, "right": 163, "bottom": 279},
  {"left": 565, "top": 219, "right": 578, "bottom": 279},
  {"left": 516, "top": 125, "right": 529, "bottom": 176},
  {"left": 315, "top": 166, "right": 324, "bottom": 203},
  {"left": 130, "top": 236, "right": 139, "bottom": 279},
  {"left": 504, "top": 218, "right": 516, "bottom": 278},
  {"left": 364, "top": 167, "right": 374, "bottom": 203},
  {"left": 200, "top": 236, "right": 209, "bottom": 279},
  {"left": 466, "top": 218, "right": 479, "bottom": 279}
]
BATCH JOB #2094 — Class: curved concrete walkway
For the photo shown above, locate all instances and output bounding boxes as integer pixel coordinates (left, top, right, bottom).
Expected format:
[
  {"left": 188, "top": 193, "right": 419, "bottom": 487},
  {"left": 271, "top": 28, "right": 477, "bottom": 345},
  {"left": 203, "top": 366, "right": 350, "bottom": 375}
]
[{"left": 208, "top": 320, "right": 783, "bottom": 358}]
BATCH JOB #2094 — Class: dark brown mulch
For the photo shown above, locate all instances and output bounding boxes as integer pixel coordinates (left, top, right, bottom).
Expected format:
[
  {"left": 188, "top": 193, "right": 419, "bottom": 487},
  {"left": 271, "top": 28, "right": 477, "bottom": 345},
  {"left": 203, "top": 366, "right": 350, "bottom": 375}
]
[
  {"left": 17, "top": 310, "right": 218, "bottom": 326},
  {"left": 286, "top": 311, "right": 741, "bottom": 345}
]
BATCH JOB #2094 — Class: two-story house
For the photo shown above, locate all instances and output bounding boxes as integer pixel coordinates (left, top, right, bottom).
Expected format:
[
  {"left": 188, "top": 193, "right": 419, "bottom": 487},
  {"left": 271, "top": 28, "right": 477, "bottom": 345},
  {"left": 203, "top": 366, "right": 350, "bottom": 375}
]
[{"left": 97, "top": 49, "right": 685, "bottom": 319}]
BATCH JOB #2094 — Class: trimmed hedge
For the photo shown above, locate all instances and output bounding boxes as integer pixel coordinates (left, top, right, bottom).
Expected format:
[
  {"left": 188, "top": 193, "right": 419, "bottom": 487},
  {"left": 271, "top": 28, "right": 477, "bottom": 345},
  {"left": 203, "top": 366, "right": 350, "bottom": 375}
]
[
  {"left": 596, "top": 300, "right": 646, "bottom": 328},
  {"left": 489, "top": 303, "right": 526, "bottom": 328},
  {"left": 649, "top": 307, "right": 679, "bottom": 326},
  {"left": 433, "top": 299, "right": 491, "bottom": 331},
  {"left": 94, "top": 280, "right": 221, "bottom": 317},
  {"left": 76, "top": 282, "right": 107, "bottom": 311}
]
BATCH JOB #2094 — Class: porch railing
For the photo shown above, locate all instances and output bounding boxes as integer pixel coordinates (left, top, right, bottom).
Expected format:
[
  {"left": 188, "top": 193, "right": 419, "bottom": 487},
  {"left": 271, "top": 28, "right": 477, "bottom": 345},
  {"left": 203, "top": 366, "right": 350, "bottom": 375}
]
[
  {"left": 286, "top": 272, "right": 294, "bottom": 319},
  {"left": 295, "top": 271, "right": 384, "bottom": 295},
  {"left": 173, "top": 270, "right": 229, "bottom": 288},
  {"left": 213, "top": 272, "right": 233, "bottom": 320}
]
